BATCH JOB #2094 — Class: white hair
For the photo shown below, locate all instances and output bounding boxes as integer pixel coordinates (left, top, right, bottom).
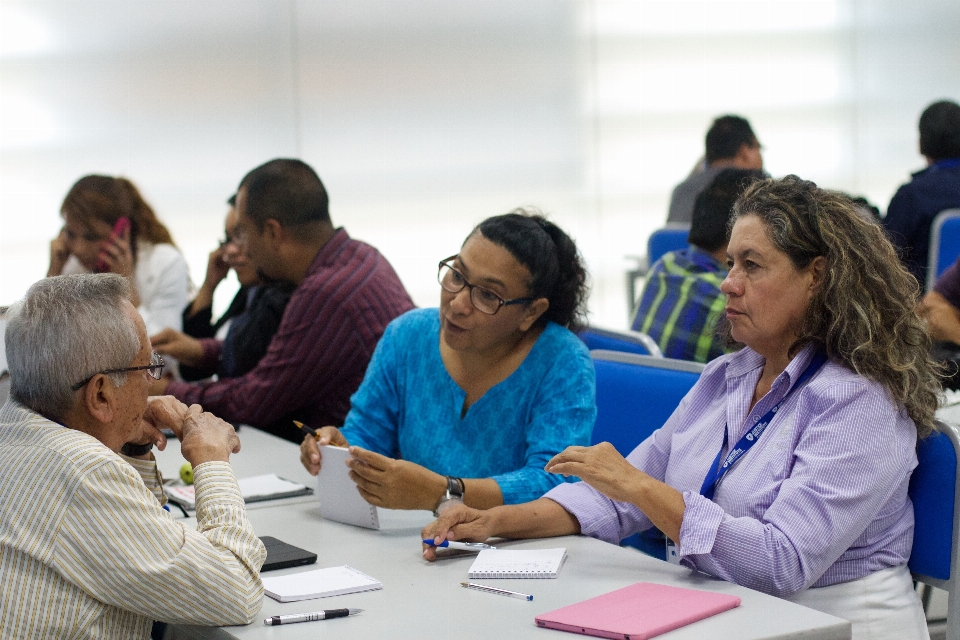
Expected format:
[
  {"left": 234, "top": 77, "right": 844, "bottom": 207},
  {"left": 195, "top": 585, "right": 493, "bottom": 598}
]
[{"left": 6, "top": 274, "right": 140, "bottom": 420}]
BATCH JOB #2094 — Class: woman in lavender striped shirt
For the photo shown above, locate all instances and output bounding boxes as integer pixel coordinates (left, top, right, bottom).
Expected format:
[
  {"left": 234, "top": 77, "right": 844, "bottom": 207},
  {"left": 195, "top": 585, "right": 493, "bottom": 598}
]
[{"left": 424, "top": 176, "right": 943, "bottom": 639}]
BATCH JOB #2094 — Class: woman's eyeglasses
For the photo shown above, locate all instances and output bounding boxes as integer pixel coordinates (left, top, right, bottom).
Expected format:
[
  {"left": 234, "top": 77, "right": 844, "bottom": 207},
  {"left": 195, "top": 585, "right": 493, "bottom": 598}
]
[
  {"left": 437, "top": 256, "right": 534, "bottom": 315},
  {"left": 71, "top": 352, "right": 165, "bottom": 391}
]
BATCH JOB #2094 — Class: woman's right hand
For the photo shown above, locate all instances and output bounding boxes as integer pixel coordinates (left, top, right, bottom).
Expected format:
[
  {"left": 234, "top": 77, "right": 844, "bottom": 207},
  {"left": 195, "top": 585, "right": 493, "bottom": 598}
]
[
  {"left": 48, "top": 228, "right": 69, "bottom": 276},
  {"left": 299, "top": 426, "right": 348, "bottom": 476},
  {"left": 421, "top": 503, "right": 496, "bottom": 561}
]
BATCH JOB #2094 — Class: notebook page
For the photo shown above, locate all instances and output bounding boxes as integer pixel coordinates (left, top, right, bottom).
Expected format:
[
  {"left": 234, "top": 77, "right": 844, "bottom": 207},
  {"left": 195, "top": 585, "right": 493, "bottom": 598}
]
[{"left": 468, "top": 548, "right": 567, "bottom": 579}]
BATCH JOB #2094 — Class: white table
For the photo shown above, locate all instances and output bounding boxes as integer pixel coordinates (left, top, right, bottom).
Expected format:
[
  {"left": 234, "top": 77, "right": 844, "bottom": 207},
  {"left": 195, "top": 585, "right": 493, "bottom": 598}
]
[{"left": 156, "top": 427, "right": 851, "bottom": 640}]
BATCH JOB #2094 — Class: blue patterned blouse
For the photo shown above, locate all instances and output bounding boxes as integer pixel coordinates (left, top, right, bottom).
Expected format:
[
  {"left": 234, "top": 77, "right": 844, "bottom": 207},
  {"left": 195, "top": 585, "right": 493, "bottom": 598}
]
[{"left": 340, "top": 308, "right": 596, "bottom": 504}]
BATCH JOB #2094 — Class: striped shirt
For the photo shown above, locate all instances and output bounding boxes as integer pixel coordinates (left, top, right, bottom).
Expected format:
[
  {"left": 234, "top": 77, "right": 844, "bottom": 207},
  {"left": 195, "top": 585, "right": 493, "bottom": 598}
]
[
  {"left": 167, "top": 229, "right": 415, "bottom": 440},
  {"left": 0, "top": 401, "right": 266, "bottom": 639},
  {"left": 632, "top": 247, "right": 727, "bottom": 363},
  {"left": 546, "top": 344, "right": 918, "bottom": 598}
]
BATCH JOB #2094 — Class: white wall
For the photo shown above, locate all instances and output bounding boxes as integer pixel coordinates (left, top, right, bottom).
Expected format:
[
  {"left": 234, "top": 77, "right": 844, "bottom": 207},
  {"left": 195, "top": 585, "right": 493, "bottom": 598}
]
[{"left": 2, "top": 0, "right": 959, "bottom": 327}]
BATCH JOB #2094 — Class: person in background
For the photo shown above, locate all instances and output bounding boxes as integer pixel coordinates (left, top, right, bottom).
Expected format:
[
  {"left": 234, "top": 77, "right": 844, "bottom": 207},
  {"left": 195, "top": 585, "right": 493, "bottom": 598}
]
[
  {"left": 424, "top": 177, "right": 940, "bottom": 639},
  {"left": 300, "top": 210, "right": 596, "bottom": 512},
  {"left": 0, "top": 274, "right": 264, "bottom": 640},
  {"left": 47, "top": 174, "right": 191, "bottom": 335},
  {"left": 883, "top": 99, "right": 960, "bottom": 287},
  {"left": 634, "top": 168, "right": 764, "bottom": 363},
  {"left": 153, "top": 159, "right": 415, "bottom": 442},
  {"left": 667, "top": 115, "right": 764, "bottom": 224},
  {"left": 152, "top": 195, "right": 292, "bottom": 382}
]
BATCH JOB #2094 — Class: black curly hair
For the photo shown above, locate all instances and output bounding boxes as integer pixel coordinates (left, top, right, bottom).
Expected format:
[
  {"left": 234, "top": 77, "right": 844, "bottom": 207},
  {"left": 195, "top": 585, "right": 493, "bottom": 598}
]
[{"left": 471, "top": 208, "right": 589, "bottom": 332}]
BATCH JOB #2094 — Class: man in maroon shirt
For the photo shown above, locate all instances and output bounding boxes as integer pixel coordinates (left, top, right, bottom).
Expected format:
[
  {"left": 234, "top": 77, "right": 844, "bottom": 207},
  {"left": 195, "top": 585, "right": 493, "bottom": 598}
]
[{"left": 151, "top": 159, "right": 415, "bottom": 441}]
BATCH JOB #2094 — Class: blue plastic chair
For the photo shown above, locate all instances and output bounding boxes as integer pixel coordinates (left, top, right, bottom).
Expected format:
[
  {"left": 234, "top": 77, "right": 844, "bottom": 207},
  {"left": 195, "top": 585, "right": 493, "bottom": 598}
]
[
  {"left": 578, "top": 326, "right": 663, "bottom": 358},
  {"left": 647, "top": 227, "right": 690, "bottom": 267},
  {"left": 909, "top": 420, "right": 960, "bottom": 639},
  {"left": 590, "top": 350, "right": 704, "bottom": 558},
  {"left": 926, "top": 209, "right": 960, "bottom": 291}
]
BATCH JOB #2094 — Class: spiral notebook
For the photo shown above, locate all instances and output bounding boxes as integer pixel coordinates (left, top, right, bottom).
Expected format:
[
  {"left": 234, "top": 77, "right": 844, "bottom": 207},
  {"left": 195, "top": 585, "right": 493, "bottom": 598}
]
[{"left": 467, "top": 548, "right": 567, "bottom": 579}]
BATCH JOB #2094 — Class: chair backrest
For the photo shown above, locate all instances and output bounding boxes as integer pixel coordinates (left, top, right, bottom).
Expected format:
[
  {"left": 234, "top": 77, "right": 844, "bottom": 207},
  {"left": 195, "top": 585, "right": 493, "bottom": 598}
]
[
  {"left": 579, "top": 326, "right": 663, "bottom": 358},
  {"left": 926, "top": 209, "right": 960, "bottom": 291},
  {"left": 590, "top": 350, "right": 703, "bottom": 456},
  {"left": 647, "top": 227, "right": 690, "bottom": 267},
  {"left": 909, "top": 420, "right": 960, "bottom": 638}
]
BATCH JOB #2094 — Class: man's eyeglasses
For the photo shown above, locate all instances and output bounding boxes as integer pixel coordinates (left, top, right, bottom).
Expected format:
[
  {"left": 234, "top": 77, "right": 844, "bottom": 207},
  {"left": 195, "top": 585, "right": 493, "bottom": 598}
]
[
  {"left": 71, "top": 352, "right": 166, "bottom": 391},
  {"left": 437, "top": 256, "right": 534, "bottom": 315}
]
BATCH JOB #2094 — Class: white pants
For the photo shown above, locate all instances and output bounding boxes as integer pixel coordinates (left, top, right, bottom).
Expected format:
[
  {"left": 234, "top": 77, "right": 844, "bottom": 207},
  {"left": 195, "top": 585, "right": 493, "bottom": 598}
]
[{"left": 788, "top": 565, "right": 929, "bottom": 640}]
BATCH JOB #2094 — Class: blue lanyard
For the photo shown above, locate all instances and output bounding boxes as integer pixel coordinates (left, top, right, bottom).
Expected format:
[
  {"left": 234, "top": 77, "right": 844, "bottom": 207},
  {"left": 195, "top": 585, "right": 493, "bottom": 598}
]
[{"left": 699, "top": 350, "right": 828, "bottom": 501}]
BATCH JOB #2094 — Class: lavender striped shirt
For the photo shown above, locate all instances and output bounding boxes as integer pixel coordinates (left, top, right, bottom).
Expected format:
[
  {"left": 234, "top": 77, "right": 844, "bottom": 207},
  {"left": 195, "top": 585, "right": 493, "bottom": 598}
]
[{"left": 546, "top": 344, "right": 918, "bottom": 598}]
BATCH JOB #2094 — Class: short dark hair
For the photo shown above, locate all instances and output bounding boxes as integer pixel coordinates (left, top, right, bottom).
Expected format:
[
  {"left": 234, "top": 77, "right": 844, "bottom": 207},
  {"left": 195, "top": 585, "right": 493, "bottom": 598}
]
[
  {"left": 705, "top": 115, "right": 758, "bottom": 164},
  {"left": 238, "top": 159, "right": 330, "bottom": 231},
  {"left": 688, "top": 168, "right": 765, "bottom": 252},
  {"left": 472, "top": 209, "right": 589, "bottom": 332},
  {"left": 919, "top": 100, "right": 960, "bottom": 162}
]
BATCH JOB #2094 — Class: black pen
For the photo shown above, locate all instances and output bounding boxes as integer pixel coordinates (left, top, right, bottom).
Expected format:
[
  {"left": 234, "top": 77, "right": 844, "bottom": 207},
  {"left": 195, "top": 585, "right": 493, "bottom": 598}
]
[
  {"left": 264, "top": 608, "right": 363, "bottom": 626},
  {"left": 293, "top": 420, "right": 317, "bottom": 438}
]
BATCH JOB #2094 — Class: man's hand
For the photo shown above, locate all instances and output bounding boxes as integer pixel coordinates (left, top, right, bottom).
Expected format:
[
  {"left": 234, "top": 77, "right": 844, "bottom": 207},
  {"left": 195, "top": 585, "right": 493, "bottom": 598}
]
[
  {"left": 178, "top": 404, "right": 242, "bottom": 465},
  {"left": 151, "top": 328, "right": 205, "bottom": 367},
  {"left": 347, "top": 448, "right": 445, "bottom": 510},
  {"left": 299, "top": 426, "right": 348, "bottom": 476},
  {"left": 545, "top": 442, "right": 646, "bottom": 505},
  {"left": 203, "top": 246, "right": 230, "bottom": 291},
  {"left": 123, "top": 396, "right": 190, "bottom": 456},
  {"left": 421, "top": 503, "right": 496, "bottom": 561}
]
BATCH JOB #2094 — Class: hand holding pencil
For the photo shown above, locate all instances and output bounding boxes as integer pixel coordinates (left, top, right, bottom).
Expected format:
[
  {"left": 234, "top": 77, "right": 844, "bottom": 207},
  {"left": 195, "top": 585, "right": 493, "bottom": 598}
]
[{"left": 296, "top": 421, "right": 349, "bottom": 476}]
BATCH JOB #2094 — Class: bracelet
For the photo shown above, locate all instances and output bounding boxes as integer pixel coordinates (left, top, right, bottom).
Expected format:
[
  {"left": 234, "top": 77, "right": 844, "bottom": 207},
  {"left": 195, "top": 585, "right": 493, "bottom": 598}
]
[{"left": 120, "top": 442, "right": 154, "bottom": 457}]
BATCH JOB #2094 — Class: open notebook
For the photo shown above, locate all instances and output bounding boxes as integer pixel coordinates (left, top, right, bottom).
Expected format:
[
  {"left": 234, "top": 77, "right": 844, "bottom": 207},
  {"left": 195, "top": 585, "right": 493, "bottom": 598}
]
[
  {"left": 164, "top": 473, "right": 312, "bottom": 510},
  {"left": 535, "top": 582, "right": 741, "bottom": 640}
]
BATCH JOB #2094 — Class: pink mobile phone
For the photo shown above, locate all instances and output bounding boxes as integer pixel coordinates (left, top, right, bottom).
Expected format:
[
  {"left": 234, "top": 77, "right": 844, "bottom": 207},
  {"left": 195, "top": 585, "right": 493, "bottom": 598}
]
[{"left": 95, "top": 216, "right": 131, "bottom": 273}]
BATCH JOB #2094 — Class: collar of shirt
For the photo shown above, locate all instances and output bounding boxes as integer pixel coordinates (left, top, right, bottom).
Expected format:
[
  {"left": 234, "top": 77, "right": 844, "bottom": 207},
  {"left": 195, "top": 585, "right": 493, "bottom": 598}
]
[
  {"left": 912, "top": 156, "right": 960, "bottom": 177},
  {"left": 685, "top": 245, "right": 728, "bottom": 273},
  {"left": 305, "top": 227, "right": 351, "bottom": 277},
  {"left": 722, "top": 342, "right": 823, "bottom": 441}
]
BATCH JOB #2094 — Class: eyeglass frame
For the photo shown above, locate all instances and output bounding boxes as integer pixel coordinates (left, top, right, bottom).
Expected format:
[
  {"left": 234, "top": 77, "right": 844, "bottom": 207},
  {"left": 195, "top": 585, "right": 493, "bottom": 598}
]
[
  {"left": 437, "top": 255, "right": 536, "bottom": 315},
  {"left": 71, "top": 352, "right": 166, "bottom": 392}
]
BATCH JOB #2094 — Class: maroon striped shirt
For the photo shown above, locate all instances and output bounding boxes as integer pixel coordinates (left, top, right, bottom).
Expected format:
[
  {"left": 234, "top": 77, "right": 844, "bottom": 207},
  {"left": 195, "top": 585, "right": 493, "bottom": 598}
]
[{"left": 166, "top": 229, "right": 415, "bottom": 440}]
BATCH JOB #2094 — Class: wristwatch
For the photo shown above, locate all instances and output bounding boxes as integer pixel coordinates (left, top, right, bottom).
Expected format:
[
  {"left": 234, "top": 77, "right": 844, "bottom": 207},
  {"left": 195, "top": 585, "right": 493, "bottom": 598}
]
[
  {"left": 120, "top": 441, "right": 154, "bottom": 457},
  {"left": 433, "top": 476, "right": 464, "bottom": 516}
]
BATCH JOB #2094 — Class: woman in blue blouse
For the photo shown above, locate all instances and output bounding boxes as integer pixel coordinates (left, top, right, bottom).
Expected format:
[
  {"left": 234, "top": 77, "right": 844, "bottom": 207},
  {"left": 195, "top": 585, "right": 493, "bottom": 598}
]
[{"left": 299, "top": 209, "right": 596, "bottom": 511}]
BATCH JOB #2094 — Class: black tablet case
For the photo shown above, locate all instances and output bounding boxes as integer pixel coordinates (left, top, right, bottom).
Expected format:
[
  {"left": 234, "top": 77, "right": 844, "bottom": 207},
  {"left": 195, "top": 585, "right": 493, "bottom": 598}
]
[{"left": 260, "top": 536, "right": 318, "bottom": 572}]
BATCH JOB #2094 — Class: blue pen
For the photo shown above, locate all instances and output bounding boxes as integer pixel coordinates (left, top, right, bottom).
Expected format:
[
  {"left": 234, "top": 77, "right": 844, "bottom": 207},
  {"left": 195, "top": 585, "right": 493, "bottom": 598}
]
[{"left": 422, "top": 539, "right": 496, "bottom": 551}]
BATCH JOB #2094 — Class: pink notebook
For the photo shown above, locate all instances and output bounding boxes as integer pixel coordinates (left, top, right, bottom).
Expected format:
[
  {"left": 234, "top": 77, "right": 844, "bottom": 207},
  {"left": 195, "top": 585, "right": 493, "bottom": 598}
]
[{"left": 535, "top": 582, "right": 741, "bottom": 640}]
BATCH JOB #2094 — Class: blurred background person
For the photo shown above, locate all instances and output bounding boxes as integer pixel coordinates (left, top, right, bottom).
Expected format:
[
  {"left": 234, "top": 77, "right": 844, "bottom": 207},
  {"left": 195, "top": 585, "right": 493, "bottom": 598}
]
[
  {"left": 667, "top": 115, "right": 764, "bottom": 224},
  {"left": 47, "top": 174, "right": 190, "bottom": 335},
  {"left": 883, "top": 99, "right": 960, "bottom": 287},
  {"left": 634, "top": 168, "right": 765, "bottom": 362},
  {"left": 152, "top": 195, "right": 292, "bottom": 382}
]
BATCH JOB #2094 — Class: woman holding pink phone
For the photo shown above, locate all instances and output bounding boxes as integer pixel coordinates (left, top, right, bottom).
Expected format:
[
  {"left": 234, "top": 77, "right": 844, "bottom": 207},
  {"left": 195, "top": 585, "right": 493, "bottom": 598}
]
[{"left": 47, "top": 174, "right": 190, "bottom": 335}]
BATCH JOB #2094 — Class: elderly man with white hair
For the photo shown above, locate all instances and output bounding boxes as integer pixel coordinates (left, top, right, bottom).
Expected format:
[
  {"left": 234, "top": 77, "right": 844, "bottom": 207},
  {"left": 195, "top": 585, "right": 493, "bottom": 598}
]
[{"left": 0, "top": 274, "right": 266, "bottom": 640}]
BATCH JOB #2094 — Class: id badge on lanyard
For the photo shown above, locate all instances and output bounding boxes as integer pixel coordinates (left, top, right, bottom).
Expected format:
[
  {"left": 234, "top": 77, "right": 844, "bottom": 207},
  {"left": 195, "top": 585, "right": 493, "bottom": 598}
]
[{"left": 672, "top": 351, "right": 828, "bottom": 563}]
